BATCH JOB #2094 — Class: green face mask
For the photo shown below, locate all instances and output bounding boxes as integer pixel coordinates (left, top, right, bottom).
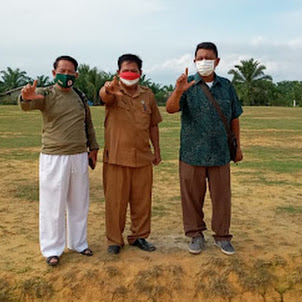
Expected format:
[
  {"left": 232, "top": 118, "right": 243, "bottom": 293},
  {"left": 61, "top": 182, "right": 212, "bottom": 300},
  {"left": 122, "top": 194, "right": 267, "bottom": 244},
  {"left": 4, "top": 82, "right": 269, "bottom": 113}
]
[{"left": 54, "top": 73, "right": 76, "bottom": 88}]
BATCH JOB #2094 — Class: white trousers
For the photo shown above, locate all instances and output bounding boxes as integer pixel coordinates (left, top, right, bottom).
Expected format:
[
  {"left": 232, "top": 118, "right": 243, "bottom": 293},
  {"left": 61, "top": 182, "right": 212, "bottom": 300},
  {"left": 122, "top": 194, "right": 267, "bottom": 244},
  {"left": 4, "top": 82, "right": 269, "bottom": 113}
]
[{"left": 39, "top": 152, "right": 89, "bottom": 257}]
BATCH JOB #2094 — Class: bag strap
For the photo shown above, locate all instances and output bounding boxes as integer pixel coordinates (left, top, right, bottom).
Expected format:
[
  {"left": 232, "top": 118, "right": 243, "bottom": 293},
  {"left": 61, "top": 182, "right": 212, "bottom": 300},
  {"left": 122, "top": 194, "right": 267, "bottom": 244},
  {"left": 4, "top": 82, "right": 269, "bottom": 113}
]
[
  {"left": 73, "top": 87, "right": 89, "bottom": 148},
  {"left": 199, "top": 82, "right": 232, "bottom": 138}
]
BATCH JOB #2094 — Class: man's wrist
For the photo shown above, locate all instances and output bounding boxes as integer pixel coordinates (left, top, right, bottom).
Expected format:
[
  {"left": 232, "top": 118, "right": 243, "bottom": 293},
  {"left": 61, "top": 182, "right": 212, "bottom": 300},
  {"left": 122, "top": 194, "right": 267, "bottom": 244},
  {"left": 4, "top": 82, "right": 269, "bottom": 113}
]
[
  {"left": 174, "top": 90, "right": 183, "bottom": 97},
  {"left": 20, "top": 95, "right": 29, "bottom": 102},
  {"left": 105, "top": 88, "right": 113, "bottom": 96}
]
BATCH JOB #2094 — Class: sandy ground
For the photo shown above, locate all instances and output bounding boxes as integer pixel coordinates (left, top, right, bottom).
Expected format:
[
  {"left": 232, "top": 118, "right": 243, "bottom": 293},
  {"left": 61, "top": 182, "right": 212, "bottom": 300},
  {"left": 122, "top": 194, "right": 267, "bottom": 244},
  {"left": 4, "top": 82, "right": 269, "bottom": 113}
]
[{"left": 1, "top": 120, "right": 302, "bottom": 301}]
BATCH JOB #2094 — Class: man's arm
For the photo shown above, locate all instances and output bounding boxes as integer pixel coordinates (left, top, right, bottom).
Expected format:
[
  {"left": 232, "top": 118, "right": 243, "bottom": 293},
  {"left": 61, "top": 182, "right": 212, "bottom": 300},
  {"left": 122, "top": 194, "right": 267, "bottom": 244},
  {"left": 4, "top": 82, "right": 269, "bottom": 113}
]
[
  {"left": 166, "top": 67, "right": 195, "bottom": 113},
  {"left": 99, "top": 76, "right": 122, "bottom": 105},
  {"left": 166, "top": 90, "right": 183, "bottom": 113},
  {"left": 19, "top": 80, "right": 45, "bottom": 111},
  {"left": 149, "top": 125, "right": 161, "bottom": 165},
  {"left": 231, "top": 118, "right": 243, "bottom": 162},
  {"left": 82, "top": 101, "right": 99, "bottom": 168}
]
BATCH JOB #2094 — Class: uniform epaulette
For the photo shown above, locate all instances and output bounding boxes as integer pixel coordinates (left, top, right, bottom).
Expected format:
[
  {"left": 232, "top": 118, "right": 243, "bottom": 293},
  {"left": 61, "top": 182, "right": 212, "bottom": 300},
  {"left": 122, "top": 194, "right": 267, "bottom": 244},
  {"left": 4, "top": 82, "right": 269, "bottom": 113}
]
[{"left": 140, "top": 86, "right": 152, "bottom": 92}]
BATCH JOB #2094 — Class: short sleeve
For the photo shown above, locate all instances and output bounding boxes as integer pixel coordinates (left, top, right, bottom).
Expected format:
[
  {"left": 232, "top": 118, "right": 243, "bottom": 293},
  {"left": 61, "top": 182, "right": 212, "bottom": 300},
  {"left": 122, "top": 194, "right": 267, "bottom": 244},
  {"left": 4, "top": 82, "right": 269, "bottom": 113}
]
[
  {"left": 179, "top": 91, "right": 187, "bottom": 111},
  {"left": 150, "top": 92, "right": 162, "bottom": 126},
  {"left": 230, "top": 84, "right": 243, "bottom": 119}
]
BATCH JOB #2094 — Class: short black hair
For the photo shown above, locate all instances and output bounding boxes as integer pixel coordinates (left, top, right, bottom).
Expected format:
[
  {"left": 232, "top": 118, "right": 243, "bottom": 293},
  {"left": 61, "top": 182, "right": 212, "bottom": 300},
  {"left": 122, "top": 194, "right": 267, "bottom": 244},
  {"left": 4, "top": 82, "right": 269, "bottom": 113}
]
[
  {"left": 53, "top": 55, "right": 78, "bottom": 71},
  {"left": 118, "top": 54, "right": 142, "bottom": 70},
  {"left": 195, "top": 42, "right": 218, "bottom": 58}
]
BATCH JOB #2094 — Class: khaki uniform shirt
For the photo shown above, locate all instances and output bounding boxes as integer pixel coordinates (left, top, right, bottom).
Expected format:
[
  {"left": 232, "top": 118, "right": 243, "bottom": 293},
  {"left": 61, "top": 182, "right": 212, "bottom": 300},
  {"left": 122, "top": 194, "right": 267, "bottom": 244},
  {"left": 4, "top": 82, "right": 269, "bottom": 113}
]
[
  {"left": 19, "top": 86, "right": 99, "bottom": 155},
  {"left": 103, "top": 83, "right": 162, "bottom": 168}
]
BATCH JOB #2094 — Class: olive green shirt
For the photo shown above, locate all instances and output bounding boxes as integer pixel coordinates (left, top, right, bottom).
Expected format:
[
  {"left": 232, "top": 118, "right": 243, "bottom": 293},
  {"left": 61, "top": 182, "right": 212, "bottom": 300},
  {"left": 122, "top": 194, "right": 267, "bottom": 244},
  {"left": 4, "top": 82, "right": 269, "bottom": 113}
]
[{"left": 19, "top": 86, "right": 99, "bottom": 155}]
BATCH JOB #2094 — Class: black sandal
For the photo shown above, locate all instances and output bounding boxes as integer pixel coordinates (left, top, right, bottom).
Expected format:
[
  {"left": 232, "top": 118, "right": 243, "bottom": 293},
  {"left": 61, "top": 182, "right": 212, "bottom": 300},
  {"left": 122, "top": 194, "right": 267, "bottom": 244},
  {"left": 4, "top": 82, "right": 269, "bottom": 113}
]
[
  {"left": 46, "top": 256, "right": 59, "bottom": 266},
  {"left": 80, "top": 248, "right": 93, "bottom": 256}
]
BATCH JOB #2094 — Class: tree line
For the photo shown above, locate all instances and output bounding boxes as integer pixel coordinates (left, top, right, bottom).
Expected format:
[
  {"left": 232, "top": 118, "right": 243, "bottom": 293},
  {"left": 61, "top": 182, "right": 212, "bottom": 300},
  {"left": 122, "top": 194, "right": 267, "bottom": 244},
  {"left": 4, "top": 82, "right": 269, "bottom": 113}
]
[{"left": 0, "top": 58, "right": 301, "bottom": 106}]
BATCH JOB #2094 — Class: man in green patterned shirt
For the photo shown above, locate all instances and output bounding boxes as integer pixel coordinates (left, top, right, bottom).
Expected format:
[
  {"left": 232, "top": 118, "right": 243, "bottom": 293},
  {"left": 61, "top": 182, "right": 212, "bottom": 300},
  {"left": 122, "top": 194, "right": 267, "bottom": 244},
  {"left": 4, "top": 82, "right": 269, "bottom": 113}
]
[{"left": 166, "top": 42, "right": 243, "bottom": 255}]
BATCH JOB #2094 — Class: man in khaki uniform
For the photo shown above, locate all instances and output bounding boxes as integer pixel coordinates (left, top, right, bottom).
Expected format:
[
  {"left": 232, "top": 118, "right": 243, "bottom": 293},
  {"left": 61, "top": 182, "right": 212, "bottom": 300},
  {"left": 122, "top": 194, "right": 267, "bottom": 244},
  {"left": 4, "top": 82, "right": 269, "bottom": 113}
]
[
  {"left": 19, "top": 55, "right": 99, "bottom": 266},
  {"left": 99, "top": 54, "right": 162, "bottom": 254}
]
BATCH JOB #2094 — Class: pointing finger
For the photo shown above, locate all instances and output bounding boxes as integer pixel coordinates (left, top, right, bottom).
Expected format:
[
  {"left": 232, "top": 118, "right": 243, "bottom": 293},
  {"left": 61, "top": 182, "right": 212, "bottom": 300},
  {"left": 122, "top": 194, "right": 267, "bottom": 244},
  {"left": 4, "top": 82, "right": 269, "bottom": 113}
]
[
  {"left": 113, "top": 76, "right": 118, "bottom": 86},
  {"left": 32, "top": 79, "right": 38, "bottom": 89},
  {"left": 185, "top": 67, "right": 188, "bottom": 77}
]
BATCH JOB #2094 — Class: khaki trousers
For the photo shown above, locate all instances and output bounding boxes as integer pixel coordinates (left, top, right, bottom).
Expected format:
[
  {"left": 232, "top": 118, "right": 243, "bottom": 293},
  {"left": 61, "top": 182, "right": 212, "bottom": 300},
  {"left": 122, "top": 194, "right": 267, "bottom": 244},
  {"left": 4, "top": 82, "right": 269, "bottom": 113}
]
[
  {"left": 179, "top": 160, "right": 232, "bottom": 241},
  {"left": 103, "top": 163, "right": 153, "bottom": 246}
]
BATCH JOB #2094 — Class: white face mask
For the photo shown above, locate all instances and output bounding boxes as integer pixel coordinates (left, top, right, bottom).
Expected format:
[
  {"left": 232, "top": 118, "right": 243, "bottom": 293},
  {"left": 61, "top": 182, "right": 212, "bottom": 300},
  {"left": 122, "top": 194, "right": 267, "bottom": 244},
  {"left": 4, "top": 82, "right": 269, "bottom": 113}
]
[
  {"left": 119, "top": 77, "right": 140, "bottom": 86},
  {"left": 195, "top": 60, "right": 215, "bottom": 76}
]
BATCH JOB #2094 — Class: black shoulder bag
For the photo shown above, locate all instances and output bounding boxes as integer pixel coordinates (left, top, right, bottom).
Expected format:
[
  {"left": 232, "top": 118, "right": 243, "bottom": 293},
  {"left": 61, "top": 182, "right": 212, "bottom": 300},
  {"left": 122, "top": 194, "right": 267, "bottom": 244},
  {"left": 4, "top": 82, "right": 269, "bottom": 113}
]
[
  {"left": 73, "top": 87, "right": 95, "bottom": 169},
  {"left": 199, "top": 82, "right": 238, "bottom": 162}
]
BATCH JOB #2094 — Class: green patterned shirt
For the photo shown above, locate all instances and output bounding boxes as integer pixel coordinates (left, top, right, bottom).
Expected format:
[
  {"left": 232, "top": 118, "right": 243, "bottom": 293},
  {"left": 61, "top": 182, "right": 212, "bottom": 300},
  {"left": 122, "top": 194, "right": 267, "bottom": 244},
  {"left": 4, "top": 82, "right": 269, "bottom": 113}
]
[{"left": 179, "top": 73, "right": 243, "bottom": 166}]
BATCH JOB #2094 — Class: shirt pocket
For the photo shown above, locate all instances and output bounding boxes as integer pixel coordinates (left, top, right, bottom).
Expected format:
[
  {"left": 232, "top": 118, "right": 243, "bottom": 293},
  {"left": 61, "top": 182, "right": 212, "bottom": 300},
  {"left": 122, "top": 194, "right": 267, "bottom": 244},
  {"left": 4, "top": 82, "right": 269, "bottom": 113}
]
[
  {"left": 116, "top": 99, "right": 130, "bottom": 111},
  {"left": 136, "top": 103, "right": 151, "bottom": 130}
]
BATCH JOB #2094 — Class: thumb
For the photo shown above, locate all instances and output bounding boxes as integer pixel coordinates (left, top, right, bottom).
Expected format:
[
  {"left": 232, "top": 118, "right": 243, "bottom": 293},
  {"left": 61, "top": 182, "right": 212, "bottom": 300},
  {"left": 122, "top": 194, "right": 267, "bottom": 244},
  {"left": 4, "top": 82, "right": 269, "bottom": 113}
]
[{"left": 188, "top": 80, "right": 196, "bottom": 88}]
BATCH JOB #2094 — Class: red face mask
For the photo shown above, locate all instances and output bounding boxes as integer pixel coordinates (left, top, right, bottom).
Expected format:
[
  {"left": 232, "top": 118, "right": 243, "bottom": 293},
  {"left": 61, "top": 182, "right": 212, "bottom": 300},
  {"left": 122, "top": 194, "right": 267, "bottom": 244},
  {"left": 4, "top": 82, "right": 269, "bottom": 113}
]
[{"left": 119, "top": 72, "right": 140, "bottom": 86}]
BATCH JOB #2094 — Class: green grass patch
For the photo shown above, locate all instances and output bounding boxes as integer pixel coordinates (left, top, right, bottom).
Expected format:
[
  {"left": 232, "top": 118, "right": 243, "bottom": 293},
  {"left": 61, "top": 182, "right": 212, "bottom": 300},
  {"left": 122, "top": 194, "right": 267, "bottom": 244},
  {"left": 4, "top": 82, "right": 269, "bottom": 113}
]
[
  {"left": 1, "top": 105, "right": 302, "bottom": 199},
  {"left": 239, "top": 175, "right": 302, "bottom": 187},
  {"left": 0, "top": 278, "right": 13, "bottom": 302},
  {"left": 276, "top": 205, "right": 302, "bottom": 214},
  {"left": 241, "top": 160, "right": 302, "bottom": 174},
  {"left": 152, "top": 204, "right": 167, "bottom": 217},
  {"left": 14, "top": 183, "right": 39, "bottom": 202},
  {"left": 18, "top": 277, "right": 54, "bottom": 300}
]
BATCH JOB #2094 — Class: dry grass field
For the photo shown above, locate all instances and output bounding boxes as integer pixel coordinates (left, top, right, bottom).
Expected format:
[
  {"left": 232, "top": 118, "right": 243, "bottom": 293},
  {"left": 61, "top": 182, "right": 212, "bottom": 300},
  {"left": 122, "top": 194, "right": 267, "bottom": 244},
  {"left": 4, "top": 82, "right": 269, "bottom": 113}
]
[{"left": 0, "top": 105, "right": 302, "bottom": 302}]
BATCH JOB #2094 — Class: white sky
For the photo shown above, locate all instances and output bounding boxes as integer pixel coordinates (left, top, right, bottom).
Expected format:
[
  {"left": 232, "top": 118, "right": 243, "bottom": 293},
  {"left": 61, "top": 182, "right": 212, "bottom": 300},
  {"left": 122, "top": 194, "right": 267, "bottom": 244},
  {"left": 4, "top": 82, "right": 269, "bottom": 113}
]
[{"left": 1, "top": 0, "right": 302, "bottom": 85}]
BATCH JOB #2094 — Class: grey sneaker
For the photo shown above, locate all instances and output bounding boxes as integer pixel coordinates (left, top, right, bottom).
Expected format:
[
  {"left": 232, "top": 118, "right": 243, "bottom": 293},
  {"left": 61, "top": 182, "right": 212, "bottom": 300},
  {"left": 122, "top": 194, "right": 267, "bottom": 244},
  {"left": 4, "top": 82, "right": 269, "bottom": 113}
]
[
  {"left": 214, "top": 240, "right": 235, "bottom": 255},
  {"left": 188, "top": 236, "right": 205, "bottom": 254}
]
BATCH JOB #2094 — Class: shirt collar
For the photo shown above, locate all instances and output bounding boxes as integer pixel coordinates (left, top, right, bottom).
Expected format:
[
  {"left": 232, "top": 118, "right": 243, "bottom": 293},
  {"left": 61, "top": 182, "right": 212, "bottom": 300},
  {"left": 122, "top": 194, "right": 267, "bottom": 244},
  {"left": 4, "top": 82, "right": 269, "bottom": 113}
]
[
  {"left": 193, "top": 72, "right": 221, "bottom": 87},
  {"left": 118, "top": 81, "right": 144, "bottom": 98}
]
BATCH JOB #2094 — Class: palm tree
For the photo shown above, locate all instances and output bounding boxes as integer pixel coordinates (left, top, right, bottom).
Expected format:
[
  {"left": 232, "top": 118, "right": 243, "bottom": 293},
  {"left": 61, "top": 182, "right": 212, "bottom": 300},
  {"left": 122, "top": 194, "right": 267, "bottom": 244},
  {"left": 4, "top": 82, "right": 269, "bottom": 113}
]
[
  {"left": 139, "top": 74, "right": 152, "bottom": 87},
  {"left": 75, "top": 65, "right": 114, "bottom": 104},
  {"left": 86, "top": 67, "right": 105, "bottom": 104},
  {"left": 163, "top": 84, "right": 174, "bottom": 92},
  {"left": 228, "top": 58, "right": 272, "bottom": 105},
  {"left": 36, "top": 75, "right": 52, "bottom": 87},
  {"left": 0, "top": 80, "right": 4, "bottom": 93},
  {"left": 0, "top": 67, "right": 30, "bottom": 91}
]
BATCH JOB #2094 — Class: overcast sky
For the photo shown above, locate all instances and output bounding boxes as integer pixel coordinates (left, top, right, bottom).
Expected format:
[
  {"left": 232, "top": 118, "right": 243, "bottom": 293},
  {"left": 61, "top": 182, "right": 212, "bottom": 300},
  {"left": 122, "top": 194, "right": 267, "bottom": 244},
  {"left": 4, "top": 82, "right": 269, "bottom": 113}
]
[{"left": 1, "top": 0, "right": 302, "bottom": 85}]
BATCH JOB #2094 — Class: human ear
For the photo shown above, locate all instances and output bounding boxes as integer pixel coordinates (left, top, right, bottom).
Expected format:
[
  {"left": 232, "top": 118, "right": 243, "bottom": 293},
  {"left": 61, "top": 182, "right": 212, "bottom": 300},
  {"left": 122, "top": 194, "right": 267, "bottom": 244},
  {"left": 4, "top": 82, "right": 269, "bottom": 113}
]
[{"left": 215, "top": 58, "right": 220, "bottom": 67}]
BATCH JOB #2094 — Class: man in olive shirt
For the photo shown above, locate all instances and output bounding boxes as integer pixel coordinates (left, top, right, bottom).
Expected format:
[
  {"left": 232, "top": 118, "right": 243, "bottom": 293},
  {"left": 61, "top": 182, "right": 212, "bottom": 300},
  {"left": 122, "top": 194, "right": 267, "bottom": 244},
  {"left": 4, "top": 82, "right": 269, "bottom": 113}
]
[
  {"left": 166, "top": 42, "right": 243, "bottom": 255},
  {"left": 19, "top": 55, "right": 99, "bottom": 266},
  {"left": 99, "top": 54, "right": 162, "bottom": 254}
]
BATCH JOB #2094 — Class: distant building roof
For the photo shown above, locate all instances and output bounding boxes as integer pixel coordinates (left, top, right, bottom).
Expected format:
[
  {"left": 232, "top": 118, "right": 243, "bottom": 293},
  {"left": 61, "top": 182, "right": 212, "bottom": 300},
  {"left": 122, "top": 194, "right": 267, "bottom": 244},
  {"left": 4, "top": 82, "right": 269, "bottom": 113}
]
[{"left": 0, "top": 86, "right": 23, "bottom": 97}]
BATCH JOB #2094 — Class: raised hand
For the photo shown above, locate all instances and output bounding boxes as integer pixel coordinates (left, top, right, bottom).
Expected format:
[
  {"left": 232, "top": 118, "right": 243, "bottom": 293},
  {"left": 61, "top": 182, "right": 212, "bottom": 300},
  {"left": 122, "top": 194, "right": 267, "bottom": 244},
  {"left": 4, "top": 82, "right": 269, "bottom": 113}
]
[
  {"left": 21, "top": 80, "right": 44, "bottom": 101},
  {"left": 175, "top": 68, "right": 196, "bottom": 94},
  {"left": 104, "top": 76, "right": 123, "bottom": 97}
]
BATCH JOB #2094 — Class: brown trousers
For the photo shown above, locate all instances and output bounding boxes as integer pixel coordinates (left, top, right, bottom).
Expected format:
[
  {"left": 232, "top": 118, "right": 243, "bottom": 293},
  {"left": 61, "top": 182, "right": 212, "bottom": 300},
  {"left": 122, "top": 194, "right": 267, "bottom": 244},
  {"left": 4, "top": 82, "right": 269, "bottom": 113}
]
[
  {"left": 179, "top": 160, "right": 232, "bottom": 241},
  {"left": 103, "top": 163, "right": 153, "bottom": 246}
]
